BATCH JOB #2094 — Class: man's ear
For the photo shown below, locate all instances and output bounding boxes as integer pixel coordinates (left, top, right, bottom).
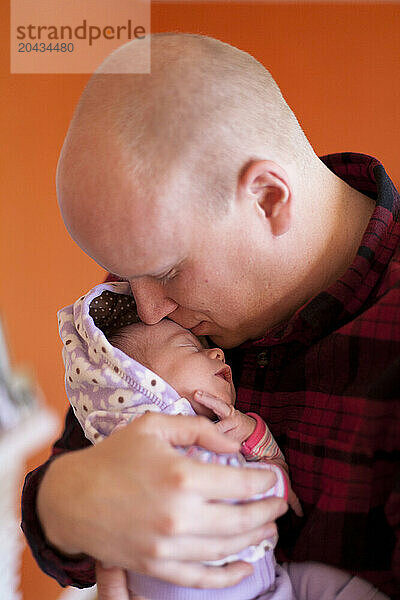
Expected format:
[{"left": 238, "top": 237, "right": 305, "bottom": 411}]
[{"left": 239, "top": 160, "right": 292, "bottom": 237}]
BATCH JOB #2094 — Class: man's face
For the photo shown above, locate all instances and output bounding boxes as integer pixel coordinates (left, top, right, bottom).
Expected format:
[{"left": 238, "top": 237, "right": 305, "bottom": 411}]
[
  {"left": 123, "top": 320, "right": 236, "bottom": 418},
  {"left": 59, "top": 151, "right": 275, "bottom": 348},
  {"left": 124, "top": 194, "right": 271, "bottom": 349}
]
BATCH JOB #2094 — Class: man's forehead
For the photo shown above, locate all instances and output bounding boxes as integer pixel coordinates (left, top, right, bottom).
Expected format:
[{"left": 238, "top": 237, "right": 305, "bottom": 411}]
[
  {"left": 59, "top": 136, "right": 197, "bottom": 277},
  {"left": 113, "top": 207, "right": 195, "bottom": 279},
  {"left": 86, "top": 198, "right": 191, "bottom": 278}
]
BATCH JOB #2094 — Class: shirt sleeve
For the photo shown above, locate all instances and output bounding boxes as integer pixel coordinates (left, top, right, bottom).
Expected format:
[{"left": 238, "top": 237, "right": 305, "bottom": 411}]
[{"left": 21, "top": 406, "right": 96, "bottom": 588}]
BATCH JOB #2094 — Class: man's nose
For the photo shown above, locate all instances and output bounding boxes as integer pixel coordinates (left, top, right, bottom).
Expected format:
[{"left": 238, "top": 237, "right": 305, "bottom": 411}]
[
  {"left": 206, "top": 348, "right": 225, "bottom": 362},
  {"left": 129, "top": 277, "right": 179, "bottom": 324}
]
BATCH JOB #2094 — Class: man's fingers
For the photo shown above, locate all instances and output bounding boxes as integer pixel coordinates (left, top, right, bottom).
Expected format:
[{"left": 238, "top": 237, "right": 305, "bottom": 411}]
[
  {"left": 96, "top": 563, "right": 150, "bottom": 600},
  {"left": 157, "top": 493, "right": 286, "bottom": 540},
  {"left": 110, "top": 414, "right": 278, "bottom": 502},
  {"left": 136, "top": 413, "right": 239, "bottom": 453},
  {"left": 139, "top": 558, "right": 254, "bottom": 589},
  {"left": 144, "top": 524, "right": 277, "bottom": 562},
  {"left": 180, "top": 456, "right": 280, "bottom": 500},
  {"left": 96, "top": 562, "right": 130, "bottom": 600},
  {"left": 191, "top": 496, "right": 287, "bottom": 536}
]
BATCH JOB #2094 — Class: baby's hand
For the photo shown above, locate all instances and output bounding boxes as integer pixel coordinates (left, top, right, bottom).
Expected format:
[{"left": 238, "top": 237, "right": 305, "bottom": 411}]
[
  {"left": 193, "top": 391, "right": 256, "bottom": 444},
  {"left": 274, "top": 466, "right": 303, "bottom": 517},
  {"left": 287, "top": 486, "right": 303, "bottom": 517}
]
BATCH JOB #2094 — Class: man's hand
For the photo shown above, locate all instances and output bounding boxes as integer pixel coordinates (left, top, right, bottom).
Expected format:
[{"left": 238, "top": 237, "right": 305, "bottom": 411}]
[
  {"left": 194, "top": 391, "right": 303, "bottom": 518},
  {"left": 37, "top": 413, "right": 287, "bottom": 589},
  {"left": 194, "top": 391, "right": 256, "bottom": 443}
]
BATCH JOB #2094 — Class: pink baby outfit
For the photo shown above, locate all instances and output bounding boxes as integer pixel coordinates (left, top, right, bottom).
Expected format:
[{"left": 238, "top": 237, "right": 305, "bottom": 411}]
[{"left": 58, "top": 282, "right": 288, "bottom": 600}]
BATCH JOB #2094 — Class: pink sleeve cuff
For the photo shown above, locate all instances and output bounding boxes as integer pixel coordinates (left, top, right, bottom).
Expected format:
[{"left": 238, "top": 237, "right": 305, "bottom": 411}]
[{"left": 241, "top": 412, "right": 267, "bottom": 457}]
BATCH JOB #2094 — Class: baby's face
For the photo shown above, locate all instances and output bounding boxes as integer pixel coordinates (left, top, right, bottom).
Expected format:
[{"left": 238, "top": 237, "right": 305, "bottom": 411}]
[{"left": 122, "top": 320, "right": 236, "bottom": 419}]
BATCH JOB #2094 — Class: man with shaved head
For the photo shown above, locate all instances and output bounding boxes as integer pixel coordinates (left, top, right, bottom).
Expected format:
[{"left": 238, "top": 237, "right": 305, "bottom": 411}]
[{"left": 22, "top": 33, "right": 399, "bottom": 599}]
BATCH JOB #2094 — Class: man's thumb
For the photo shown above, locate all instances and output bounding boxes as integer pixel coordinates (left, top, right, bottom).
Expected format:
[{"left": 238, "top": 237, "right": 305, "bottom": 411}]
[{"left": 96, "top": 562, "right": 130, "bottom": 600}]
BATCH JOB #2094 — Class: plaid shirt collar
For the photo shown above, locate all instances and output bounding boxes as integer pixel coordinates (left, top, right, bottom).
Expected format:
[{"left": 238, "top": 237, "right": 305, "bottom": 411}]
[{"left": 245, "top": 152, "right": 400, "bottom": 348}]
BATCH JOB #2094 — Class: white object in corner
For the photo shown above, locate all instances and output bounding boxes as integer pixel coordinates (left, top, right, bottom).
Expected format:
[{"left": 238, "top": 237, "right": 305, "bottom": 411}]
[
  {"left": 0, "top": 407, "right": 58, "bottom": 600},
  {"left": 58, "top": 585, "right": 98, "bottom": 600}
]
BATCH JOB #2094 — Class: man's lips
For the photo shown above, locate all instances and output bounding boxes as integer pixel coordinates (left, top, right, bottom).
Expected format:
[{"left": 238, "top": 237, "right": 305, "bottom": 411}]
[
  {"left": 215, "top": 365, "right": 232, "bottom": 384},
  {"left": 190, "top": 321, "right": 209, "bottom": 335}
]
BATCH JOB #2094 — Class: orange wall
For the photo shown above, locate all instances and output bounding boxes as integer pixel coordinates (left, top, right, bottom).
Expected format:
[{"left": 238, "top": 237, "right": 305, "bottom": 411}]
[{"left": 1, "top": 2, "right": 399, "bottom": 599}]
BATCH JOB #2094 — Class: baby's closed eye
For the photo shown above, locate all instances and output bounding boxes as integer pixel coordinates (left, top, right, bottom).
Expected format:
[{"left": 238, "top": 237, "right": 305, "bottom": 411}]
[{"left": 179, "top": 343, "right": 200, "bottom": 352}]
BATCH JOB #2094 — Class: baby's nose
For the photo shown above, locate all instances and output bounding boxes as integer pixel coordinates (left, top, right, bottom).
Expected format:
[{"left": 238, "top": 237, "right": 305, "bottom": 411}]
[{"left": 207, "top": 348, "right": 225, "bottom": 362}]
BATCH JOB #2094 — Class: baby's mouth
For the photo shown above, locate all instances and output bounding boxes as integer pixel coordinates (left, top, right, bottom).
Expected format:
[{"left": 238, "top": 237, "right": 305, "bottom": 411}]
[{"left": 215, "top": 366, "right": 232, "bottom": 384}]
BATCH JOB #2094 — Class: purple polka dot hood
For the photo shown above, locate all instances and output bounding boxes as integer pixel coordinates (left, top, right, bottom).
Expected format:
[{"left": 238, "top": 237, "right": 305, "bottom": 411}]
[{"left": 58, "top": 281, "right": 198, "bottom": 445}]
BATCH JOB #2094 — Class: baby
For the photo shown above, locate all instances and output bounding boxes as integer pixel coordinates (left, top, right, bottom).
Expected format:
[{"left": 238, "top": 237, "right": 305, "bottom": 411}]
[
  {"left": 107, "top": 317, "right": 301, "bottom": 517},
  {"left": 58, "top": 282, "right": 389, "bottom": 600}
]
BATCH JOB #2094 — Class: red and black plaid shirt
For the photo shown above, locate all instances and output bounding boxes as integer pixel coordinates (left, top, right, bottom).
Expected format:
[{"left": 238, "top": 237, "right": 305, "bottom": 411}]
[{"left": 21, "top": 153, "right": 400, "bottom": 597}]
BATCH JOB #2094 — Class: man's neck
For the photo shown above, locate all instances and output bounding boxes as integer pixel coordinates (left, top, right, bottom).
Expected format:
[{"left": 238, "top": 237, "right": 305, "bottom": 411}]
[
  {"left": 272, "top": 161, "right": 376, "bottom": 327},
  {"left": 315, "top": 164, "right": 376, "bottom": 290}
]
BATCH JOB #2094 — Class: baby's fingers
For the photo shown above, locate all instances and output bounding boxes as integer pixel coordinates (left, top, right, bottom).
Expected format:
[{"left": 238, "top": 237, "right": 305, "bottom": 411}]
[
  {"left": 288, "top": 490, "right": 304, "bottom": 517},
  {"left": 214, "top": 417, "right": 237, "bottom": 434},
  {"left": 194, "top": 391, "right": 232, "bottom": 419}
]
